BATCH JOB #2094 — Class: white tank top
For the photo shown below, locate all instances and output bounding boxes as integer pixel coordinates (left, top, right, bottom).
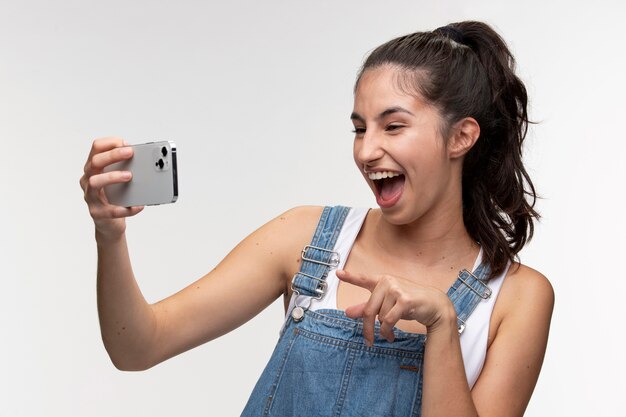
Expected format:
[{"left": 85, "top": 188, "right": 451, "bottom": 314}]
[{"left": 285, "top": 207, "right": 509, "bottom": 389}]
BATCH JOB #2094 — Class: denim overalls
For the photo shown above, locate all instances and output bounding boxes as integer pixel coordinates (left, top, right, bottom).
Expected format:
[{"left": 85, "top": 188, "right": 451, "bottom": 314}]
[{"left": 241, "top": 206, "right": 492, "bottom": 417}]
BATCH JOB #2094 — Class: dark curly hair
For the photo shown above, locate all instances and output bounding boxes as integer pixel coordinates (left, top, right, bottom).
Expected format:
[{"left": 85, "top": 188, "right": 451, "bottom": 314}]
[{"left": 356, "top": 21, "right": 539, "bottom": 279}]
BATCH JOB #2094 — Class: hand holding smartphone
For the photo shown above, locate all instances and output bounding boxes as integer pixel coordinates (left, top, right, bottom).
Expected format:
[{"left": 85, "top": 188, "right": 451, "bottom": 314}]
[{"left": 103, "top": 141, "right": 178, "bottom": 207}]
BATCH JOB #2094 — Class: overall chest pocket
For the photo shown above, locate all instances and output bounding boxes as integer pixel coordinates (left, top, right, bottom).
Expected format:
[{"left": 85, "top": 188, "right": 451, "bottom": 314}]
[{"left": 265, "top": 326, "right": 425, "bottom": 417}]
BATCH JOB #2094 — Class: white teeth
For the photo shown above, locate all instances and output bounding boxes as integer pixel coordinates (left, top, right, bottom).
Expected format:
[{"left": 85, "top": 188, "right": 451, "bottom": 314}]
[{"left": 367, "top": 171, "right": 401, "bottom": 180}]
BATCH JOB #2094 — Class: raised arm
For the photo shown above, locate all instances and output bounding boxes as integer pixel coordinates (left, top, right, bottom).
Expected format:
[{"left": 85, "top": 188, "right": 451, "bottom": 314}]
[{"left": 81, "top": 137, "right": 321, "bottom": 371}]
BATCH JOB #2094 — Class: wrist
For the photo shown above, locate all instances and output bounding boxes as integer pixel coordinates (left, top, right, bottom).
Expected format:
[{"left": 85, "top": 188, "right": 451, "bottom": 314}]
[
  {"left": 426, "top": 298, "right": 458, "bottom": 335},
  {"left": 95, "top": 227, "right": 126, "bottom": 246}
]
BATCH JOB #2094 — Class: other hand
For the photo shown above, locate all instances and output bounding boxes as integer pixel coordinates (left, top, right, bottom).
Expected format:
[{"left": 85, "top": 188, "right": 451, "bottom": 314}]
[{"left": 336, "top": 269, "right": 455, "bottom": 346}]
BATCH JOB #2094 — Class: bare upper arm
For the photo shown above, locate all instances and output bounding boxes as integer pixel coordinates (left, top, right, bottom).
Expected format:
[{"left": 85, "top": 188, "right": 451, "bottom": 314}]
[
  {"left": 146, "top": 205, "right": 323, "bottom": 367},
  {"left": 471, "top": 264, "right": 555, "bottom": 417}
]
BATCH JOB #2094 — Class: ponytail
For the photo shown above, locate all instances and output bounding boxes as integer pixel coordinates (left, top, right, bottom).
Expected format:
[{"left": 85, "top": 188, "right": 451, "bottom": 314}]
[{"left": 357, "top": 21, "right": 538, "bottom": 279}]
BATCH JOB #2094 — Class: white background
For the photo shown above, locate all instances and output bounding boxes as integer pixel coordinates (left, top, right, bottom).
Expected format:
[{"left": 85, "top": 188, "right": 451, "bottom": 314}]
[{"left": 1, "top": 1, "right": 624, "bottom": 416}]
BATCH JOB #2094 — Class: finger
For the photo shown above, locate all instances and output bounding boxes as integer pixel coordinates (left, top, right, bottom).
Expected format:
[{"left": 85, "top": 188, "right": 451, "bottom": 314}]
[
  {"left": 79, "top": 174, "right": 88, "bottom": 191},
  {"left": 345, "top": 302, "right": 366, "bottom": 319},
  {"left": 88, "top": 146, "right": 133, "bottom": 173},
  {"left": 87, "top": 170, "right": 132, "bottom": 192},
  {"left": 85, "top": 172, "right": 131, "bottom": 211},
  {"left": 378, "top": 295, "right": 398, "bottom": 342},
  {"left": 84, "top": 137, "right": 129, "bottom": 173},
  {"left": 379, "top": 303, "right": 404, "bottom": 343},
  {"left": 91, "top": 204, "right": 145, "bottom": 221},
  {"left": 111, "top": 205, "right": 144, "bottom": 218},
  {"left": 360, "top": 286, "right": 387, "bottom": 347},
  {"left": 87, "top": 137, "right": 128, "bottom": 160},
  {"left": 336, "top": 269, "right": 378, "bottom": 292}
]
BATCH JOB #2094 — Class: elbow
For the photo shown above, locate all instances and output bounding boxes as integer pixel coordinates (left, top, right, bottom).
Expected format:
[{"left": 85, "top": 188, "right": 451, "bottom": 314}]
[
  {"left": 109, "top": 355, "right": 154, "bottom": 372},
  {"left": 102, "top": 337, "right": 157, "bottom": 372}
]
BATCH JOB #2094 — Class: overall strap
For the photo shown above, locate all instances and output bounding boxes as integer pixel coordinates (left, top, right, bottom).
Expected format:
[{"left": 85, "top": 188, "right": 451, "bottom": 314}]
[
  {"left": 447, "top": 262, "right": 493, "bottom": 334},
  {"left": 291, "top": 206, "right": 351, "bottom": 298}
]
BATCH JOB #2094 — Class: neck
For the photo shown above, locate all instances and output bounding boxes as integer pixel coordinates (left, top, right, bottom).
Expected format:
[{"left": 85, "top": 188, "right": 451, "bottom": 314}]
[{"left": 372, "top": 202, "right": 478, "bottom": 269}]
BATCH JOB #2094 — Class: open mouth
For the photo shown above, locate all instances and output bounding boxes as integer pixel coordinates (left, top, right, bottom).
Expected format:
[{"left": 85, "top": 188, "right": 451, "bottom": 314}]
[{"left": 368, "top": 171, "right": 405, "bottom": 207}]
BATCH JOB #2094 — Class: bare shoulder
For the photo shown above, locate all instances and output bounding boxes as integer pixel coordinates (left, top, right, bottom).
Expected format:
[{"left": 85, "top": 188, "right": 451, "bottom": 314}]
[
  {"left": 268, "top": 205, "right": 324, "bottom": 247},
  {"left": 491, "top": 263, "right": 555, "bottom": 342},
  {"left": 279, "top": 205, "right": 325, "bottom": 227},
  {"left": 264, "top": 205, "right": 324, "bottom": 274},
  {"left": 263, "top": 206, "right": 324, "bottom": 306},
  {"left": 500, "top": 263, "right": 554, "bottom": 312},
  {"left": 247, "top": 205, "right": 323, "bottom": 243}
]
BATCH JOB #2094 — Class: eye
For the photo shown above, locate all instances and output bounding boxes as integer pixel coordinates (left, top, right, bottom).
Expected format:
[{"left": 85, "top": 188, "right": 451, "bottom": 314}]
[
  {"left": 385, "top": 124, "right": 405, "bottom": 132},
  {"left": 352, "top": 127, "right": 366, "bottom": 135}
]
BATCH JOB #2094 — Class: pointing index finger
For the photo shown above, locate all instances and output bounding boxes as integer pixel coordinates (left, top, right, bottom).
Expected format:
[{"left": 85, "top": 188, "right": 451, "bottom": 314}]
[{"left": 336, "top": 269, "right": 378, "bottom": 292}]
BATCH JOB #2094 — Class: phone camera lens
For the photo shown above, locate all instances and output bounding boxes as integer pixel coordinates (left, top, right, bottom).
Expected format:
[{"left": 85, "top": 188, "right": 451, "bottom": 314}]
[
  {"left": 161, "top": 146, "right": 168, "bottom": 157},
  {"left": 156, "top": 159, "right": 164, "bottom": 169}
]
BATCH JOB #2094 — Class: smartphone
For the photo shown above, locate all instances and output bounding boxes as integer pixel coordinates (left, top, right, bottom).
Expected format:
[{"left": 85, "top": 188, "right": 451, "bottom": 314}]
[{"left": 103, "top": 141, "right": 178, "bottom": 207}]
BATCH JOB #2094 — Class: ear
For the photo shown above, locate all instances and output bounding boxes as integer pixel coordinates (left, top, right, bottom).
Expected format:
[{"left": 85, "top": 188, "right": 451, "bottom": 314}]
[{"left": 447, "top": 117, "right": 480, "bottom": 159}]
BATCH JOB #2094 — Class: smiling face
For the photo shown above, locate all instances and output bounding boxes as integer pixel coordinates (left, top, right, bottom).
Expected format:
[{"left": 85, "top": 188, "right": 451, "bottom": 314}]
[{"left": 352, "top": 65, "right": 462, "bottom": 226}]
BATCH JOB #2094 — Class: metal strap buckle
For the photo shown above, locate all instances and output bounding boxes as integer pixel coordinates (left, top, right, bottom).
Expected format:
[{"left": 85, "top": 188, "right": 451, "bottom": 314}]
[
  {"left": 457, "top": 269, "right": 492, "bottom": 299},
  {"left": 290, "top": 273, "right": 328, "bottom": 323},
  {"left": 301, "top": 245, "right": 340, "bottom": 268},
  {"left": 290, "top": 273, "right": 328, "bottom": 300},
  {"left": 457, "top": 317, "right": 466, "bottom": 335},
  {"left": 290, "top": 287, "right": 307, "bottom": 322}
]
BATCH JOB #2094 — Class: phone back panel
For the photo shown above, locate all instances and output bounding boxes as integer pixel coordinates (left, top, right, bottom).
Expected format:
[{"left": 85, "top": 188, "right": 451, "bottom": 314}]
[{"left": 104, "top": 141, "right": 178, "bottom": 207}]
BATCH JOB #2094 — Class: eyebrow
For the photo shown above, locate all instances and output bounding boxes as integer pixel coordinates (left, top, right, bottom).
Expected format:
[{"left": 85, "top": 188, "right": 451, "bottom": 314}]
[{"left": 350, "top": 106, "right": 415, "bottom": 123}]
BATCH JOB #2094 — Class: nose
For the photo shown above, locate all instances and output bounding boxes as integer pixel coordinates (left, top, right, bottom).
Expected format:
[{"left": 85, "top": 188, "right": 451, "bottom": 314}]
[{"left": 355, "top": 132, "right": 385, "bottom": 166}]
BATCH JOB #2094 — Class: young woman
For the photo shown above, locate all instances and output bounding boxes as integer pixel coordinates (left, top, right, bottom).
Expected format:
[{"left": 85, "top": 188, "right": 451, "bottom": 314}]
[{"left": 80, "top": 21, "right": 554, "bottom": 417}]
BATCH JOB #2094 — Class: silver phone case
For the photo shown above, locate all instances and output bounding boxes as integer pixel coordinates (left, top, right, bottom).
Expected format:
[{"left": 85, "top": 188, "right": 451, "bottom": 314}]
[{"left": 103, "top": 141, "right": 178, "bottom": 207}]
